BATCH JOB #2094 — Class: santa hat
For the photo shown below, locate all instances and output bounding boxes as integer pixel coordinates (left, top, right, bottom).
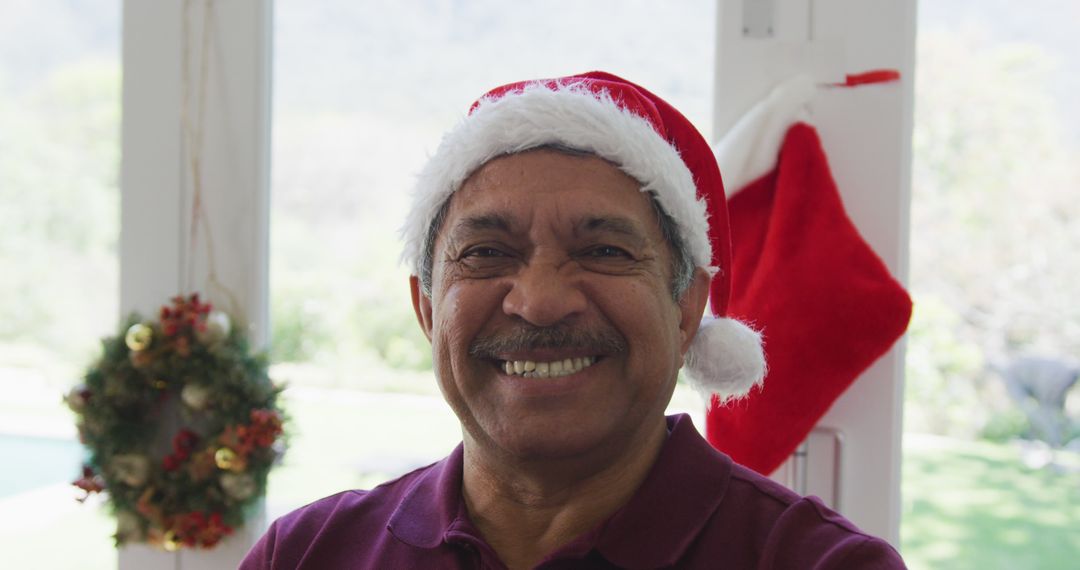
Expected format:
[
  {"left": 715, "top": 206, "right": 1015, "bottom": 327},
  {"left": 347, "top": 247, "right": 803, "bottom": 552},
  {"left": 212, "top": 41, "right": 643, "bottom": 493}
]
[
  {"left": 709, "top": 76, "right": 913, "bottom": 474},
  {"left": 401, "top": 71, "right": 766, "bottom": 400}
]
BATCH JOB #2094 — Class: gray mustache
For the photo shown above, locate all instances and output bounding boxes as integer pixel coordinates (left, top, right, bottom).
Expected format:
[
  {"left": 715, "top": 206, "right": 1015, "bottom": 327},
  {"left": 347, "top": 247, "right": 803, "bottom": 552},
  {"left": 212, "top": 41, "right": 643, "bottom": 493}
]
[{"left": 469, "top": 325, "right": 627, "bottom": 359}]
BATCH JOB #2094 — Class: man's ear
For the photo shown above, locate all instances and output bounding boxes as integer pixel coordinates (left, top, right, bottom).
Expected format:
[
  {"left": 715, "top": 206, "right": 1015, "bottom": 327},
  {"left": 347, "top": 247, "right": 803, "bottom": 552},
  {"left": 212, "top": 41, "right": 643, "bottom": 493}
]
[
  {"left": 677, "top": 268, "right": 711, "bottom": 355},
  {"left": 410, "top": 275, "right": 433, "bottom": 342}
]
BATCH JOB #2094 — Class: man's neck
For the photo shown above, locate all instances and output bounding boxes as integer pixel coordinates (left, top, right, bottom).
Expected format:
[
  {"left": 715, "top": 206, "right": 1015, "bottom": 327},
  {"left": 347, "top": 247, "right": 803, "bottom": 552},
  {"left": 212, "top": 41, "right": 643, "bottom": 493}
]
[{"left": 460, "top": 418, "right": 669, "bottom": 570}]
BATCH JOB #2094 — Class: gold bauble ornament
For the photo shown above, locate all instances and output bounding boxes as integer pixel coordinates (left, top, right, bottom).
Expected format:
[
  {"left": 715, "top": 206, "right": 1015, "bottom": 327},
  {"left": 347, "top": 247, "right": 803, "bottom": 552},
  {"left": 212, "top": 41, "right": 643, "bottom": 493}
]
[
  {"left": 151, "top": 378, "right": 168, "bottom": 390},
  {"left": 162, "top": 530, "right": 181, "bottom": 552},
  {"left": 125, "top": 323, "right": 154, "bottom": 352},
  {"left": 214, "top": 447, "right": 238, "bottom": 470}
]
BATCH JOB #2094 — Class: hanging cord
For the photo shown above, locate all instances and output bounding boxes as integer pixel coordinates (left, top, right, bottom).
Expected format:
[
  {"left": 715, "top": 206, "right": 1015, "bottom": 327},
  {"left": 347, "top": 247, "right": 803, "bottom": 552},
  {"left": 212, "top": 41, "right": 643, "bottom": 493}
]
[{"left": 180, "top": 0, "right": 241, "bottom": 317}]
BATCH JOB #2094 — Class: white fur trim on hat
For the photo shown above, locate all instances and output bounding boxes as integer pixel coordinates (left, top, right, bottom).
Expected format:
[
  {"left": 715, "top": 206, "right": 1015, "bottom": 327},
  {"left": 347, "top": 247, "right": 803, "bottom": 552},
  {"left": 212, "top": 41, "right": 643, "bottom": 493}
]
[
  {"left": 401, "top": 81, "right": 713, "bottom": 275},
  {"left": 684, "top": 316, "right": 766, "bottom": 401}
]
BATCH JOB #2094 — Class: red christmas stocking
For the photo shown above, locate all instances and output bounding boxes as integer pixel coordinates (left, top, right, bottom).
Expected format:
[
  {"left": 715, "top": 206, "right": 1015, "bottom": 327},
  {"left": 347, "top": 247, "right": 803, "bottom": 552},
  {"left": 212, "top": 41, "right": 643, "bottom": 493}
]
[{"left": 707, "top": 123, "right": 913, "bottom": 475}]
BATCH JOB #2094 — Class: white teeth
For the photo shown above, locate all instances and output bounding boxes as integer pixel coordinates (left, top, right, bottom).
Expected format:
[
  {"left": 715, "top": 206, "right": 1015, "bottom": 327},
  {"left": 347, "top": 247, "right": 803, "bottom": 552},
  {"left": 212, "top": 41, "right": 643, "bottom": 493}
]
[{"left": 500, "top": 356, "right": 599, "bottom": 378}]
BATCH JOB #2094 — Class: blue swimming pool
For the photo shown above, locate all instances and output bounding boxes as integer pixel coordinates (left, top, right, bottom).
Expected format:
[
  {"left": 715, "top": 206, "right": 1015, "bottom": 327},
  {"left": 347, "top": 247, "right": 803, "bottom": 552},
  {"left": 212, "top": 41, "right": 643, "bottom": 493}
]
[{"left": 0, "top": 434, "right": 85, "bottom": 499}]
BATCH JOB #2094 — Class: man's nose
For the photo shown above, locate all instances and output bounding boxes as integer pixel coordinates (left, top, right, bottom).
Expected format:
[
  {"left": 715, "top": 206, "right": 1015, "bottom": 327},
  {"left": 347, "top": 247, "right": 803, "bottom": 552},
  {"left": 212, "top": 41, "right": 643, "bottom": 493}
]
[{"left": 501, "top": 260, "right": 587, "bottom": 327}]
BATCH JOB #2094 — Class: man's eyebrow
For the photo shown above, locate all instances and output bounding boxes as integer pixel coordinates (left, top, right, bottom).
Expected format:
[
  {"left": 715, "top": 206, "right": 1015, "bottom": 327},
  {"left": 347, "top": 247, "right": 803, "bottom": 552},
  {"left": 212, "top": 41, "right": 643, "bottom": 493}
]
[
  {"left": 450, "top": 212, "right": 515, "bottom": 236},
  {"left": 576, "top": 216, "right": 649, "bottom": 243}
]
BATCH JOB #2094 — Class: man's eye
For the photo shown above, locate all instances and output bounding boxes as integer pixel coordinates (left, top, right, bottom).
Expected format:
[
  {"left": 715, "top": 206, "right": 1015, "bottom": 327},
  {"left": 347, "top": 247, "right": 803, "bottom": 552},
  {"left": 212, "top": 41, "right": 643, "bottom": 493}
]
[
  {"left": 462, "top": 247, "right": 506, "bottom": 259},
  {"left": 585, "top": 245, "right": 632, "bottom": 258}
]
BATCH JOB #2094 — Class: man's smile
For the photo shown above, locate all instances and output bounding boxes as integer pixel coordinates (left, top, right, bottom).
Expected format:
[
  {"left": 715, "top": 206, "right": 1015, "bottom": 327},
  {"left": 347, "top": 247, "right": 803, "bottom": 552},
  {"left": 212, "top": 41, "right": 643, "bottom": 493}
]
[{"left": 499, "top": 355, "right": 599, "bottom": 378}]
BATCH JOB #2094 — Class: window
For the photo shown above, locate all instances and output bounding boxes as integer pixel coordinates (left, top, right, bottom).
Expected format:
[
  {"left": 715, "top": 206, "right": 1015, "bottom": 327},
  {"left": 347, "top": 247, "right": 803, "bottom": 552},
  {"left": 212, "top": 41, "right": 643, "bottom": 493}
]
[
  {"left": 903, "top": 1, "right": 1080, "bottom": 567},
  {"left": 0, "top": 1, "right": 121, "bottom": 568}
]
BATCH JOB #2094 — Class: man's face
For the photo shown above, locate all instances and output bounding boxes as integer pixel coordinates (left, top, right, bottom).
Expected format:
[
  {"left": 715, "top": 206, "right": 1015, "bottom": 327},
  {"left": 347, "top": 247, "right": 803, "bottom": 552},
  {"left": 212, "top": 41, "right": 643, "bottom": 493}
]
[{"left": 411, "top": 149, "right": 708, "bottom": 460}]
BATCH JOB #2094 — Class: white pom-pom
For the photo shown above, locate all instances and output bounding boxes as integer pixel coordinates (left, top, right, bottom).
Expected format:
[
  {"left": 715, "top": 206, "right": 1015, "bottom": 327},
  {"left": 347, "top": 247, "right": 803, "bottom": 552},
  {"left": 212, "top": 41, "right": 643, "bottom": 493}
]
[{"left": 684, "top": 316, "right": 766, "bottom": 402}]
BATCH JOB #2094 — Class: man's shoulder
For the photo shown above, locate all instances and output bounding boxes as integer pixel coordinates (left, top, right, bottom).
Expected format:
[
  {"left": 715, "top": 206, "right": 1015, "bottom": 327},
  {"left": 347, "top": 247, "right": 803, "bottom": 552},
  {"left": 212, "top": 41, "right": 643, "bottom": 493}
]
[
  {"left": 240, "top": 460, "right": 444, "bottom": 569},
  {"left": 696, "top": 462, "right": 905, "bottom": 568},
  {"left": 608, "top": 416, "right": 904, "bottom": 568},
  {"left": 273, "top": 460, "right": 436, "bottom": 534},
  {"left": 724, "top": 460, "right": 815, "bottom": 513}
]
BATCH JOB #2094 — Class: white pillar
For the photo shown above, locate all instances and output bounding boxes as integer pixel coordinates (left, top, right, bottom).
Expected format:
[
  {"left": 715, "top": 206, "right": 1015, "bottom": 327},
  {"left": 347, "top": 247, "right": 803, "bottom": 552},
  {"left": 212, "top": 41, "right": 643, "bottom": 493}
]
[
  {"left": 713, "top": 0, "right": 916, "bottom": 546},
  {"left": 119, "top": 0, "right": 272, "bottom": 567}
]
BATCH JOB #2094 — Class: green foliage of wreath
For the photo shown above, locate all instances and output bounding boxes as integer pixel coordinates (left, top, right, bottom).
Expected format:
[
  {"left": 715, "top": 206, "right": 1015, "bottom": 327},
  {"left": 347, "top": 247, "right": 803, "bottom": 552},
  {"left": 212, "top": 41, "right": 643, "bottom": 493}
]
[{"left": 66, "top": 294, "right": 286, "bottom": 551}]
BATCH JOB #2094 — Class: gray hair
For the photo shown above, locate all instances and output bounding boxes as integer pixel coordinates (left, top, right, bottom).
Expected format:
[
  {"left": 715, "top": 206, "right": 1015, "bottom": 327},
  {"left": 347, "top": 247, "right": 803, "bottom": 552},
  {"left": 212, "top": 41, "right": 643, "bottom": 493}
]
[{"left": 417, "top": 146, "right": 696, "bottom": 301}]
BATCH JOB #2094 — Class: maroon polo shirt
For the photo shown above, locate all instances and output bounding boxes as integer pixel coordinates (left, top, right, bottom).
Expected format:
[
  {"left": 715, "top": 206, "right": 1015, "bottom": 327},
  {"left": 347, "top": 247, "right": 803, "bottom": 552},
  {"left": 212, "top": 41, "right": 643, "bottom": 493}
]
[{"left": 242, "top": 414, "right": 905, "bottom": 569}]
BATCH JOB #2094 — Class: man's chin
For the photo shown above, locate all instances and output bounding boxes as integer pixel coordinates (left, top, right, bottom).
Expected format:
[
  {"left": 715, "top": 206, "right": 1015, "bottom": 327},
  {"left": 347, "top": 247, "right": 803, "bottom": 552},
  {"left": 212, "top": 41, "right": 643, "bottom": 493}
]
[{"left": 470, "top": 414, "right": 635, "bottom": 464}]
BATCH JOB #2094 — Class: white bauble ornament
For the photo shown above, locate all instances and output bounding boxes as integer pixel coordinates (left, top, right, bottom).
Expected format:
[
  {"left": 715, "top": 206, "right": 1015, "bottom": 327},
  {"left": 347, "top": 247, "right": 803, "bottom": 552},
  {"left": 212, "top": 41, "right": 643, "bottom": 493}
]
[
  {"left": 110, "top": 454, "right": 151, "bottom": 487},
  {"left": 195, "top": 310, "right": 231, "bottom": 345},
  {"left": 65, "top": 384, "right": 89, "bottom": 412},
  {"left": 116, "top": 510, "right": 145, "bottom": 542},
  {"left": 219, "top": 472, "right": 257, "bottom": 500},
  {"left": 181, "top": 383, "right": 212, "bottom": 411}
]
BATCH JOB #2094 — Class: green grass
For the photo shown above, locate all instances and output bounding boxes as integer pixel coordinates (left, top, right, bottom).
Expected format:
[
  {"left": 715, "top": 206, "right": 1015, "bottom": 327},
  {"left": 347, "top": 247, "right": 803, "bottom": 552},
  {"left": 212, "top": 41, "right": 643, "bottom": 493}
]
[{"left": 901, "top": 433, "right": 1080, "bottom": 570}]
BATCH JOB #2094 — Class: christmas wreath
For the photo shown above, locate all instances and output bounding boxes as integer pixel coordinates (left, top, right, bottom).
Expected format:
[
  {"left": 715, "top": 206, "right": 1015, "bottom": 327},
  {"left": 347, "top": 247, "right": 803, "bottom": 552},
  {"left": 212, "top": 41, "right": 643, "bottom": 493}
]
[{"left": 66, "top": 294, "right": 286, "bottom": 551}]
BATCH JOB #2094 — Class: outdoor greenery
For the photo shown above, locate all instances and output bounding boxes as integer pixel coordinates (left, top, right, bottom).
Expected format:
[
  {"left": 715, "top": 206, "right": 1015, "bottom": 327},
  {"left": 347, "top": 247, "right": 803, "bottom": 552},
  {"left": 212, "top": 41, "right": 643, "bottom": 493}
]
[
  {"left": 905, "top": 28, "right": 1080, "bottom": 442},
  {"left": 0, "top": 58, "right": 120, "bottom": 376}
]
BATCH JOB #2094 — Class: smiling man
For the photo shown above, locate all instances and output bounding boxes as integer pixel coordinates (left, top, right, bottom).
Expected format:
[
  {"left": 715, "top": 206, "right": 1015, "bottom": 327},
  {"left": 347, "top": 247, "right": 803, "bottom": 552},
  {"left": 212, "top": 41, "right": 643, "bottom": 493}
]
[{"left": 242, "top": 72, "right": 906, "bottom": 569}]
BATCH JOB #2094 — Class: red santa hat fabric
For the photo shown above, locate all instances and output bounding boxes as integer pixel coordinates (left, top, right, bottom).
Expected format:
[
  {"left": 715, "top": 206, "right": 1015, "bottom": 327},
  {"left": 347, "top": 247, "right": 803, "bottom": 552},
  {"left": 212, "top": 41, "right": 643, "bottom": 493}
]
[
  {"left": 708, "top": 121, "right": 913, "bottom": 475},
  {"left": 402, "top": 71, "right": 766, "bottom": 399}
]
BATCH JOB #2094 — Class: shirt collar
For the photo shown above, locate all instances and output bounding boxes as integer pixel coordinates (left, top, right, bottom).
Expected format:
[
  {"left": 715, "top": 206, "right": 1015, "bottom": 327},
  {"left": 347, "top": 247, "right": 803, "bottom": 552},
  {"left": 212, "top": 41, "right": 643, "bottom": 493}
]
[
  {"left": 593, "top": 413, "right": 733, "bottom": 568},
  {"left": 386, "top": 414, "right": 733, "bottom": 566},
  {"left": 386, "top": 443, "right": 466, "bottom": 548}
]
